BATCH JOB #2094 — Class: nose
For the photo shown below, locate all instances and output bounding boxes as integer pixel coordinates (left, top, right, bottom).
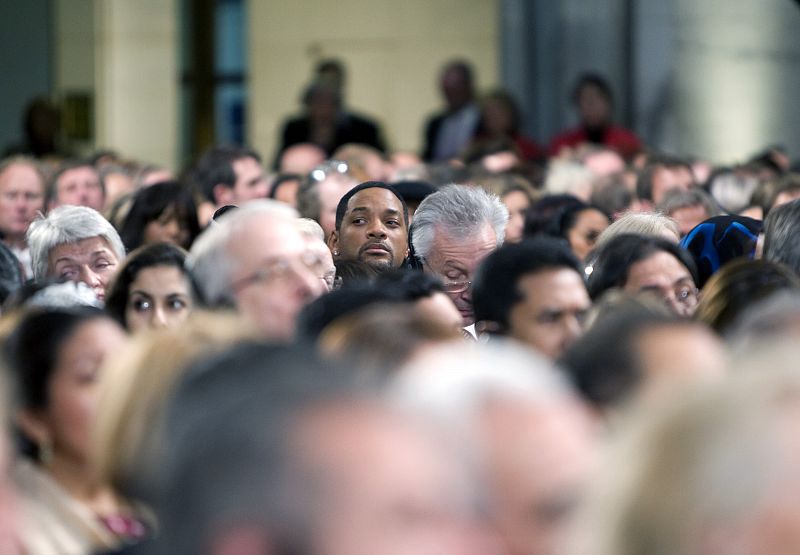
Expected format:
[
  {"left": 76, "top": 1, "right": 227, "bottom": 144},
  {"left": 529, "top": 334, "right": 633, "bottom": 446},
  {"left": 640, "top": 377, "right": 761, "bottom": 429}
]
[
  {"left": 151, "top": 305, "right": 169, "bottom": 328},
  {"left": 78, "top": 266, "right": 105, "bottom": 298},
  {"left": 366, "top": 220, "right": 387, "bottom": 238}
]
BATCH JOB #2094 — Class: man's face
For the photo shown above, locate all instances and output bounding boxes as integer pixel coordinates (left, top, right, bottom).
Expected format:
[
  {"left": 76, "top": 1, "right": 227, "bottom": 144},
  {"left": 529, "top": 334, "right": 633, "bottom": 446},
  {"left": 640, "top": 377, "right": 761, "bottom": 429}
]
[
  {"left": 507, "top": 269, "right": 591, "bottom": 360},
  {"left": 317, "top": 174, "right": 357, "bottom": 239},
  {"left": 577, "top": 85, "right": 611, "bottom": 128},
  {"left": 480, "top": 399, "right": 597, "bottom": 555},
  {"left": 624, "top": 251, "right": 698, "bottom": 317},
  {"left": 0, "top": 163, "right": 44, "bottom": 240},
  {"left": 223, "top": 156, "right": 268, "bottom": 206},
  {"left": 651, "top": 166, "right": 694, "bottom": 205},
  {"left": 423, "top": 224, "right": 498, "bottom": 326},
  {"left": 295, "top": 404, "right": 481, "bottom": 555},
  {"left": 54, "top": 166, "right": 104, "bottom": 212},
  {"left": 47, "top": 236, "right": 120, "bottom": 301},
  {"left": 329, "top": 188, "right": 408, "bottom": 270},
  {"left": 670, "top": 203, "right": 709, "bottom": 237},
  {"left": 441, "top": 67, "right": 473, "bottom": 111},
  {"left": 228, "top": 216, "right": 326, "bottom": 341}
]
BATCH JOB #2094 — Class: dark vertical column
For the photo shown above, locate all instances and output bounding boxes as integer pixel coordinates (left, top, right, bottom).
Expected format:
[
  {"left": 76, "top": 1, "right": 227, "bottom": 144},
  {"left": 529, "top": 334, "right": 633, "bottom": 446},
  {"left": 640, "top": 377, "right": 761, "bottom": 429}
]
[{"left": 190, "top": 0, "right": 215, "bottom": 157}]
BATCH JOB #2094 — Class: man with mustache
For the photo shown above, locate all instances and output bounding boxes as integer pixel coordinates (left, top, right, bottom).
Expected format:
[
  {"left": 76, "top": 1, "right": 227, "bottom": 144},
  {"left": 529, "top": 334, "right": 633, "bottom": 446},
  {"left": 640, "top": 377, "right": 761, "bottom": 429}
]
[{"left": 328, "top": 182, "right": 409, "bottom": 271}]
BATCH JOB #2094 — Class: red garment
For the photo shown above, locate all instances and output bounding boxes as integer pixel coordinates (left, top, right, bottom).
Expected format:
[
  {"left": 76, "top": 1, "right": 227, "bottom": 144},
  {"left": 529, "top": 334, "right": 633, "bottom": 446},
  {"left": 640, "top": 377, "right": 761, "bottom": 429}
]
[
  {"left": 548, "top": 125, "right": 642, "bottom": 159},
  {"left": 512, "top": 134, "right": 546, "bottom": 162}
]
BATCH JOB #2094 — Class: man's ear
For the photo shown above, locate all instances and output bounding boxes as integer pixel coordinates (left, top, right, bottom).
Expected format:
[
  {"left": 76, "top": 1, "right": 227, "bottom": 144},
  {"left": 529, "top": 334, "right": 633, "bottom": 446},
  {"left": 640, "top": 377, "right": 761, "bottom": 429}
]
[
  {"left": 327, "top": 230, "right": 339, "bottom": 257},
  {"left": 213, "top": 184, "right": 234, "bottom": 207}
]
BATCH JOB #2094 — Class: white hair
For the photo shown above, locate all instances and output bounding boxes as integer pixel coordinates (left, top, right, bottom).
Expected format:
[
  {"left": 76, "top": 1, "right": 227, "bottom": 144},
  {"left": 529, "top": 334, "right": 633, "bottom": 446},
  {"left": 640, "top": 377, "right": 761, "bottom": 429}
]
[
  {"left": 187, "top": 199, "right": 299, "bottom": 307},
  {"left": 294, "top": 217, "right": 325, "bottom": 242},
  {"left": 27, "top": 205, "right": 125, "bottom": 280},
  {"left": 411, "top": 184, "right": 508, "bottom": 262},
  {"left": 389, "top": 340, "right": 573, "bottom": 436},
  {"left": 595, "top": 211, "right": 680, "bottom": 249},
  {"left": 544, "top": 160, "right": 594, "bottom": 200}
]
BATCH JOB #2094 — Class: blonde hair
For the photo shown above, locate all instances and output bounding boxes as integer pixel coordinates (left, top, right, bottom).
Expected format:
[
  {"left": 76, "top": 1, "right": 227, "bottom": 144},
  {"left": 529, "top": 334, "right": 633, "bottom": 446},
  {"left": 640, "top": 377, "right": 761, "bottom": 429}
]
[
  {"left": 595, "top": 211, "right": 679, "bottom": 249},
  {"left": 571, "top": 358, "right": 800, "bottom": 555},
  {"left": 94, "top": 311, "right": 259, "bottom": 502}
]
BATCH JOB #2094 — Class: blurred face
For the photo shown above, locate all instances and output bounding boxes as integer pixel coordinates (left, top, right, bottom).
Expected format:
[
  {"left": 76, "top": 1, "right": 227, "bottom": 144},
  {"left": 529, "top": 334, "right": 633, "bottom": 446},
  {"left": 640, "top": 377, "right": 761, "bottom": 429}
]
[
  {"left": 304, "top": 234, "right": 336, "bottom": 292},
  {"left": 228, "top": 217, "right": 326, "bottom": 341},
  {"left": 0, "top": 162, "right": 44, "bottom": 240},
  {"left": 423, "top": 224, "right": 498, "bottom": 326},
  {"left": 507, "top": 269, "right": 591, "bottom": 360},
  {"left": 143, "top": 207, "right": 190, "bottom": 248},
  {"left": 318, "top": 174, "right": 357, "bottom": 239},
  {"left": 441, "top": 67, "right": 473, "bottom": 111},
  {"left": 230, "top": 157, "right": 269, "bottom": 205},
  {"left": 297, "top": 405, "right": 480, "bottom": 555},
  {"left": 624, "top": 251, "right": 698, "bottom": 317},
  {"left": 125, "top": 265, "right": 193, "bottom": 333},
  {"left": 670, "top": 203, "right": 710, "bottom": 237},
  {"left": 634, "top": 324, "right": 726, "bottom": 407},
  {"left": 102, "top": 171, "right": 134, "bottom": 210},
  {"left": 54, "top": 166, "right": 104, "bottom": 212},
  {"left": 651, "top": 166, "right": 694, "bottom": 205},
  {"left": 329, "top": 188, "right": 409, "bottom": 269},
  {"left": 577, "top": 85, "right": 611, "bottom": 128},
  {"left": 502, "top": 191, "right": 530, "bottom": 244},
  {"left": 566, "top": 209, "right": 609, "bottom": 261},
  {"left": 38, "top": 318, "right": 126, "bottom": 466},
  {"left": 273, "top": 178, "right": 301, "bottom": 208},
  {"left": 48, "top": 236, "right": 120, "bottom": 301},
  {"left": 482, "top": 98, "right": 514, "bottom": 136},
  {"left": 480, "top": 399, "right": 597, "bottom": 555}
]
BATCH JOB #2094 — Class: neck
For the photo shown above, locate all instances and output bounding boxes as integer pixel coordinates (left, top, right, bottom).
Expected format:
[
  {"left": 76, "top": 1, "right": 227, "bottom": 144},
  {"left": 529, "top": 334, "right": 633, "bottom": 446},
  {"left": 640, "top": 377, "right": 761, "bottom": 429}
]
[{"left": 46, "top": 454, "right": 122, "bottom": 515}]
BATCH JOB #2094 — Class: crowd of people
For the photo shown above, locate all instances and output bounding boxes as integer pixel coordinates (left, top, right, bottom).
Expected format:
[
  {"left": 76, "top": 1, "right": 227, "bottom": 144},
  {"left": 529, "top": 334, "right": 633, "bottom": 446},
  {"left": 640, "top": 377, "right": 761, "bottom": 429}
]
[{"left": 0, "top": 58, "right": 799, "bottom": 554}]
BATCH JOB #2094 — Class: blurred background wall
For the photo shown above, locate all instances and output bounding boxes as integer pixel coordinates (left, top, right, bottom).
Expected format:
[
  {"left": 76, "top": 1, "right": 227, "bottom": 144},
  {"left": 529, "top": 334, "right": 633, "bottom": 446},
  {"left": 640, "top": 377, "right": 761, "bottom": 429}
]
[{"left": 2, "top": 0, "right": 799, "bottom": 170}]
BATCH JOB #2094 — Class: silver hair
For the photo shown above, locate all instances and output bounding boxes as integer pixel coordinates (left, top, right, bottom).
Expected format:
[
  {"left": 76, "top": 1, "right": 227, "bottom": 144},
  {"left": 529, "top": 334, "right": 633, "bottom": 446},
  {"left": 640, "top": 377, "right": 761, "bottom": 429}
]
[
  {"left": 411, "top": 184, "right": 508, "bottom": 262},
  {"left": 187, "top": 199, "right": 299, "bottom": 307},
  {"left": 294, "top": 217, "right": 325, "bottom": 242},
  {"left": 27, "top": 205, "right": 125, "bottom": 280},
  {"left": 389, "top": 340, "right": 573, "bottom": 433},
  {"left": 595, "top": 211, "right": 680, "bottom": 249}
]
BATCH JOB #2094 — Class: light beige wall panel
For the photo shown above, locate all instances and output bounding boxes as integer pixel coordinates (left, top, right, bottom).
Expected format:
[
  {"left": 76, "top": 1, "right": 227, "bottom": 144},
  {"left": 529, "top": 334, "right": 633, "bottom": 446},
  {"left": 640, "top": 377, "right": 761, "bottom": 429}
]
[
  {"left": 94, "top": 0, "right": 179, "bottom": 169},
  {"left": 249, "top": 0, "right": 498, "bottom": 161}
]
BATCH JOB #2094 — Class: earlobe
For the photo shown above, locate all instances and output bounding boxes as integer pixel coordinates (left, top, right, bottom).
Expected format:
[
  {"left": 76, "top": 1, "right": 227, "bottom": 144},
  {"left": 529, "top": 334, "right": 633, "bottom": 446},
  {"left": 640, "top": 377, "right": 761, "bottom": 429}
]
[{"left": 327, "top": 231, "right": 339, "bottom": 258}]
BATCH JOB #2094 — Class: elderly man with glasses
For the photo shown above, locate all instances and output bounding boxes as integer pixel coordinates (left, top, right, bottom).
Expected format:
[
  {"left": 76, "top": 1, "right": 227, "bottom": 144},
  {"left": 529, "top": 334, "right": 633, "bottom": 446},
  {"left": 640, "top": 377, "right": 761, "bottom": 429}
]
[
  {"left": 188, "top": 199, "right": 327, "bottom": 341},
  {"left": 411, "top": 184, "right": 508, "bottom": 332}
]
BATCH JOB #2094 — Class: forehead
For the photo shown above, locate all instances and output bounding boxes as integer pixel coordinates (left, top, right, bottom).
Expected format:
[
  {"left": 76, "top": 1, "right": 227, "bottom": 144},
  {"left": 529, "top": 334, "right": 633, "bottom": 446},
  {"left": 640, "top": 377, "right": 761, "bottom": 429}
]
[
  {"left": 130, "top": 264, "right": 190, "bottom": 291},
  {"left": 232, "top": 156, "right": 261, "bottom": 176},
  {"left": 574, "top": 209, "right": 608, "bottom": 228},
  {"left": 0, "top": 163, "right": 42, "bottom": 188},
  {"left": 58, "top": 166, "right": 98, "bottom": 184},
  {"left": 429, "top": 224, "right": 496, "bottom": 264},
  {"left": 627, "top": 250, "right": 691, "bottom": 286},
  {"left": 49, "top": 236, "right": 115, "bottom": 262},
  {"left": 516, "top": 268, "right": 589, "bottom": 304},
  {"left": 229, "top": 216, "right": 306, "bottom": 264},
  {"left": 345, "top": 187, "right": 403, "bottom": 214}
]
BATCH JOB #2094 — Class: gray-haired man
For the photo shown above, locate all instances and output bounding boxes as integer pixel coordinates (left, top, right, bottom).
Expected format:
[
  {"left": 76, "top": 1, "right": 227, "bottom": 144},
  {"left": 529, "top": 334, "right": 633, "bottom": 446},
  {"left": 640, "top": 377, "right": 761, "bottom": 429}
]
[{"left": 411, "top": 184, "right": 508, "bottom": 328}]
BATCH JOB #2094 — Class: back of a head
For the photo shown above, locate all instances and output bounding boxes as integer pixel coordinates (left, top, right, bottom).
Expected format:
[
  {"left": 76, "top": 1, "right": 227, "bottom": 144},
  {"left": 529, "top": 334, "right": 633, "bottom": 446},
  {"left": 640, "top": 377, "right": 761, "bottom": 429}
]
[
  {"left": 411, "top": 184, "right": 507, "bottom": 262},
  {"left": 595, "top": 212, "right": 680, "bottom": 251},
  {"left": 764, "top": 198, "right": 800, "bottom": 275},
  {"left": 572, "top": 366, "right": 800, "bottom": 555},
  {"left": 159, "top": 341, "right": 356, "bottom": 554},
  {"left": 472, "top": 237, "right": 583, "bottom": 334}
]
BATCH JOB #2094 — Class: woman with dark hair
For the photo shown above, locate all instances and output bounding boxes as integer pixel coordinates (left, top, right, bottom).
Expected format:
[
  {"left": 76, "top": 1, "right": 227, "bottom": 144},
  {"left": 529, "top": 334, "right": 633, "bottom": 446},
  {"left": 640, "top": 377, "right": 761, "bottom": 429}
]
[
  {"left": 547, "top": 201, "right": 610, "bottom": 262},
  {"left": 105, "top": 243, "right": 194, "bottom": 333},
  {"left": 4, "top": 307, "right": 149, "bottom": 554},
  {"left": 117, "top": 181, "right": 200, "bottom": 252}
]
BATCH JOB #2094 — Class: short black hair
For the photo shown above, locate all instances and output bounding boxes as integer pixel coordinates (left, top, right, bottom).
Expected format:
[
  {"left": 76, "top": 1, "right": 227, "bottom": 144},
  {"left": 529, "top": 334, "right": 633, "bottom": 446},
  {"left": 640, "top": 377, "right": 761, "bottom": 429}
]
[
  {"left": 635, "top": 155, "right": 693, "bottom": 202},
  {"left": 188, "top": 145, "right": 261, "bottom": 203},
  {"left": 268, "top": 173, "right": 302, "bottom": 200},
  {"left": 334, "top": 181, "right": 409, "bottom": 231},
  {"left": 472, "top": 237, "right": 584, "bottom": 334},
  {"left": 375, "top": 269, "right": 444, "bottom": 301},
  {"left": 587, "top": 234, "right": 699, "bottom": 300}
]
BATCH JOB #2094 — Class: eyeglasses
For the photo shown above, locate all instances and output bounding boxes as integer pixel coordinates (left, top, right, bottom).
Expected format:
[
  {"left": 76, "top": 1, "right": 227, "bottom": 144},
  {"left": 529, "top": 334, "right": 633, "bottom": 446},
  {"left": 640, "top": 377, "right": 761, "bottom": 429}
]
[
  {"left": 309, "top": 160, "right": 349, "bottom": 183},
  {"left": 442, "top": 280, "right": 472, "bottom": 294},
  {"left": 231, "top": 251, "right": 327, "bottom": 292},
  {"left": 641, "top": 283, "right": 699, "bottom": 310}
]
